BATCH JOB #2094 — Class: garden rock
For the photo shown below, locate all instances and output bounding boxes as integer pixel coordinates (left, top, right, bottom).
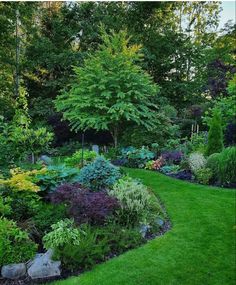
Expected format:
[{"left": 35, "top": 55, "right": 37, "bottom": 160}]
[
  {"left": 140, "top": 224, "right": 151, "bottom": 238},
  {"left": 27, "top": 249, "right": 61, "bottom": 279},
  {"left": 1, "top": 263, "right": 26, "bottom": 279},
  {"left": 39, "top": 155, "right": 53, "bottom": 165}
]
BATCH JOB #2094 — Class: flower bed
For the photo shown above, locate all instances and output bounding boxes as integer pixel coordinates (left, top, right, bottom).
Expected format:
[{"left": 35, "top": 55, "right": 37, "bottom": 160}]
[{"left": 0, "top": 154, "right": 169, "bottom": 284}]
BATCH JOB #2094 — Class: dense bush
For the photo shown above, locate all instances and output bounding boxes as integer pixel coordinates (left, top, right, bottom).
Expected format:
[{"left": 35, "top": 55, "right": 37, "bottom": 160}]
[
  {"left": 206, "top": 153, "right": 221, "bottom": 181},
  {"left": 96, "top": 223, "right": 145, "bottom": 255},
  {"left": 206, "top": 110, "right": 224, "bottom": 156},
  {"left": 188, "top": 152, "right": 206, "bottom": 174},
  {"left": 195, "top": 168, "right": 213, "bottom": 185},
  {"left": 65, "top": 149, "right": 97, "bottom": 168},
  {"left": 0, "top": 217, "right": 37, "bottom": 266},
  {"left": 162, "top": 150, "right": 183, "bottom": 165},
  {"left": 43, "top": 220, "right": 108, "bottom": 270},
  {"left": 78, "top": 156, "right": 121, "bottom": 191},
  {"left": 108, "top": 178, "right": 151, "bottom": 226},
  {"left": 170, "top": 170, "right": 192, "bottom": 181},
  {"left": 36, "top": 164, "right": 80, "bottom": 192},
  {"left": 51, "top": 183, "right": 118, "bottom": 225},
  {"left": 218, "top": 147, "right": 236, "bottom": 185},
  {"left": 32, "top": 203, "right": 67, "bottom": 235}
]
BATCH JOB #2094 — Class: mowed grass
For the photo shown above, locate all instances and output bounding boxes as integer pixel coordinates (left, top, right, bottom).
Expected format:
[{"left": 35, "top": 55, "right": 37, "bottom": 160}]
[{"left": 52, "top": 169, "right": 236, "bottom": 285}]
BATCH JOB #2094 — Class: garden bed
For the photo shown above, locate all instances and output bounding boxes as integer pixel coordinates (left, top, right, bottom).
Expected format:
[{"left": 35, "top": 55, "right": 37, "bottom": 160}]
[{"left": 0, "top": 155, "right": 170, "bottom": 284}]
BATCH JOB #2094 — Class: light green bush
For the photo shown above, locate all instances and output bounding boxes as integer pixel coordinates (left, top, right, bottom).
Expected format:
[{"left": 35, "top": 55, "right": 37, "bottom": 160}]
[
  {"left": 0, "top": 217, "right": 37, "bottom": 266},
  {"left": 218, "top": 147, "right": 236, "bottom": 184},
  {"left": 188, "top": 152, "right": 206, "bottom": 174},
  {"left": 195, "top": 168, "right": 213, "bottom": 185},
  {"left": 65, "top": 149, "right": 97, "bottom": 168},
  {"left": 108, "top": 178, "right": 152, "bottom": 226}
]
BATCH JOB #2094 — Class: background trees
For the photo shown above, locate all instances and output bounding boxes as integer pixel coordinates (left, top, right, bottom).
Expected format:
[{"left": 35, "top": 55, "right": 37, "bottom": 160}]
[
  {"left": 0, "top": 1, "right": 235, "bottom": 147},
  {"left": 55, "top": 30, "right": 160, "bottom": 147}
]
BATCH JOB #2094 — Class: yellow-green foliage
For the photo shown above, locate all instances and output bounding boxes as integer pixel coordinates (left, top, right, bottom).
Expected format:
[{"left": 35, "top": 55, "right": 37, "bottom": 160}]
[{"left": 0, "top": 168, "right": 46, "bottom": 192}]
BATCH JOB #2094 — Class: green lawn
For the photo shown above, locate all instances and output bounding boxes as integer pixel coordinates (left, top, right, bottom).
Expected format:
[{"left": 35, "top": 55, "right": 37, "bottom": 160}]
[{"left": 52, "top": 169, "right": 236, "bottom": 285}]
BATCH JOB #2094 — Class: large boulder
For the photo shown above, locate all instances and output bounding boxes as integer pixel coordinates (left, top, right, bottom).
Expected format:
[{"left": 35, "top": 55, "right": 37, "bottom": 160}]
[
  {"left": 1, "top": 263, "right": 26, "bottom": 279},
  {"left": 27, "top": 249, "right": 61, "bottom": 279}
]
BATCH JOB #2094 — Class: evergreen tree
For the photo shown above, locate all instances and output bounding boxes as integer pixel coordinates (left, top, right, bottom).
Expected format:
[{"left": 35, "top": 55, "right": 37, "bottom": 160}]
[{"left": 206, "top": 110, "right": 224, "bottom": 156}]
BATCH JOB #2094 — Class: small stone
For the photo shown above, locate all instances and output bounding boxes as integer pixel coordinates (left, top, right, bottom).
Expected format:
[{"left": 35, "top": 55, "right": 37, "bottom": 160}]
[
  {"left": 27, "top": 249, "right": 61, "bottom": 279},
  {"left": 156, "top": 218, "right": 164, "bottom": 227},
  {"left": 1, "top": 263, "right": 26, "bottom": 280},
  {"left": 39, "top": 155, "right": 52, "bottom": 165},
  {"left": 140, "top": 224, "right": 151, "bottom": 238}
]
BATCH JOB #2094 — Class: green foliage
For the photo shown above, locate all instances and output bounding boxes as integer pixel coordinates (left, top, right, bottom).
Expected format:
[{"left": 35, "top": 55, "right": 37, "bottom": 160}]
[
  {"left": 35, "top": 164, "right": 80, "bottom": 192},
  {"left": 0, "top": 217, "right": 37, "bottom": 266},
  {"left": 43, "top": 219, "right": 83, "bottom": 251},
  {"left": 160, "top": 165, "right": 180, "bottom": 174},
  {"left": 96, "top": 223, "right": 145, "bottom": 255},
  {"left": 78, "top": 156, "right": 122, "bottom": 191},
  {"left": 65, "top": 149, "right": 97, "bottom": 168},
  {"left": 195, "top": 168, "right": 213, "bottom": 185},
  {"left": 206, "top": 110, "right": 224, "bottom": 156},
  {"left": 121, "top": 147, "right": 155, "bottom": 168},
  {"left": 108, "top": 178, "right": 152, "bottom": 226},
  {"left": 203, "top": 95, "right": 236, "bottom": 128},
  {"left": 187, "top": 132, "right": 208, "bottom": 154},
  {"left": 55, "top": 29, "right": 159, "bottom": 147},
  {"left": 206, "top": 153, "right": 221, "bottom": 181},
  {"left": 0, "top": 196, "right": 12, "bottom": 217},
  {"left": 217, "top": 147, "right": 236, "bottom": 185},
  {"left": 43, "top": 221, "right": 108, "bottom": 270},
  {"left": 32, "top": 202, "right": 67, "bottom": 235}
]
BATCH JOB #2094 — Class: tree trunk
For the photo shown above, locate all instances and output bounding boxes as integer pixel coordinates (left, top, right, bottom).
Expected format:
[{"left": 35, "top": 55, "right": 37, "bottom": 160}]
[{"left": 111, "top": 127, "right": 118, "bottom": 148}]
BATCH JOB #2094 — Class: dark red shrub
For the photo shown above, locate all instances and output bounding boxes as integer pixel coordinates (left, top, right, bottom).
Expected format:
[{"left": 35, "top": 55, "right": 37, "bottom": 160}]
[
  {"left": 49, "top": 183, "right": 87, "bottom": 204},
  {"left": 50, "top": 183, "right": 119, "bottom": 225},
  {"left": 70, "top": 191, "right": 119, "bottom": 225}
]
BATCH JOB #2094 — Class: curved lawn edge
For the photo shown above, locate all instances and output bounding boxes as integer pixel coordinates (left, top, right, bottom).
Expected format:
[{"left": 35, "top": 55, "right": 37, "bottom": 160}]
[{"left": 50, "top": 169, "right": 236, "bottom": 285}]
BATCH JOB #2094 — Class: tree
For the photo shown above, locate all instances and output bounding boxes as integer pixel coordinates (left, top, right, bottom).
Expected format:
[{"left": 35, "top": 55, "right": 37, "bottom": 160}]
[
  {"left": 55, "top": 30, "right": 160, "bottom": 147},
  {"left": 206, "top": 110, "right": 224, "bottom": 156}
]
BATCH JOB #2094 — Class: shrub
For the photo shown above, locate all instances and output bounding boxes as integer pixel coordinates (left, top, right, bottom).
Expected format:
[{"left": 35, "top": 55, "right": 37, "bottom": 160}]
[
  {"left": 96, "top": 223, "right": 145, "bottom": 255},
  {"left": 0, "top": 196, "right": 12, "bottom": 217},
  {"left": 0, "top": 168, "right": 44, "bottom": 193},
  {"left": 161, "top": 151, "right": 183, "bottom": 165},
  {"left": 32, "top": 202, "right": 67, "bottom": 235},
  {"left": 78, "top": 156, "right": 121, "bottom": 191},
  {"left": 170, "top": 170, "right": 192, "bottom": 181},
  {"left": 195, "top": 168, "right": 213, "bottom": 185},
  {"left": 206, "top": 153, "right": 221, "bottom": 181},
  {"left": 218, "top": 147, "right": 236, "bottom": 185},
  {"left": 51, "top": 184, "right": 118, "bottom": 225},
  {"left": 160, "top": 165, "right": 180, "bottom": 174},
  {"left": 69, "top": 191, "right": 119, "bottom": 225},
  {"left": 0, "top": 217, "right": 37, "bottom": 266},
  {"left": 206, "top": 110, "right": 224, "bottom": 156},
  {"left": 188, "top": 152, "right": 206, "bottom": 174},
  {"left": 0, "top": 186, "right": 40, "bottom": 222},
  {"left": 35, "top": 164, "right": 80, "bottom": 192},
  {"left": 65, "top": 149, "right": 97, "bottom": 168},
  {"left": 43, "top": 221, "right": 108, "bottom": 270},
  {"left": 108, "top": 178, "right": 151, "bottom": 226}
]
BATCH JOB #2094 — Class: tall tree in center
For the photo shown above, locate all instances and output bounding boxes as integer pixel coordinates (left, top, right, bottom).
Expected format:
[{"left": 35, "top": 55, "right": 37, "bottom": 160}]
[{"left": 55, "top": 29, "right": 159, "bottom": 147}]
